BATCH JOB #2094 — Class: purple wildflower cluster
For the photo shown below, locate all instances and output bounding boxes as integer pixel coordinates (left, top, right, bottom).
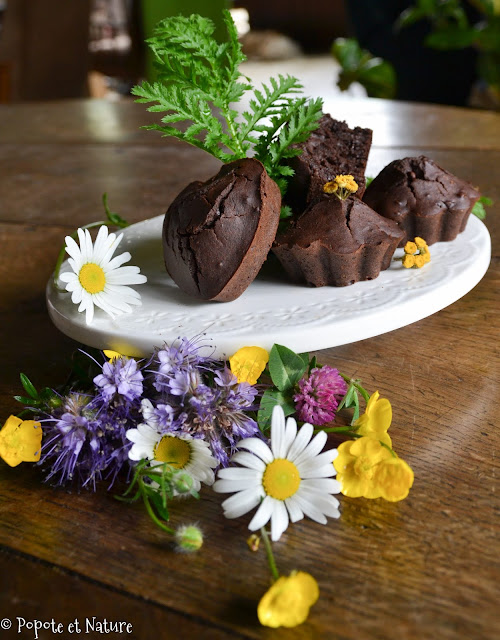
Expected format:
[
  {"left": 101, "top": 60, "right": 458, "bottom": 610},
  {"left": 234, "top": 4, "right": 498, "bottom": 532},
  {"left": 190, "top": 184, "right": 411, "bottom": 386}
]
[
  {"left": 39, "top": 338, "right": 260, "bottom": 488},
  {"left": 146, "top": 338, "right": 260, "bottom": 466},
  {"left": 293, "top": 366, "right": 347, "bottom": 426},
  {"left": 41, "top": 358, "right": 145, "bottom": 489}
]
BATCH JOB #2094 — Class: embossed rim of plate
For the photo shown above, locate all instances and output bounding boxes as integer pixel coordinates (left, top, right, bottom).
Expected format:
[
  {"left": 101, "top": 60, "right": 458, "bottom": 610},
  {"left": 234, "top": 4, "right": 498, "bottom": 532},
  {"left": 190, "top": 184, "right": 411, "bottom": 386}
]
[{"left": 46, "top": 215, "right": 491, "bottom": 358}]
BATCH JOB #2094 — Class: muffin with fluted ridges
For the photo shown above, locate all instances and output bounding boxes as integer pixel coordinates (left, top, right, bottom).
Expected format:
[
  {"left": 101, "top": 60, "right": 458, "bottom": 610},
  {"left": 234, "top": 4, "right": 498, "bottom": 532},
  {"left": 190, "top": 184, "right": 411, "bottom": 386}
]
[{"left": 363, "top": 156, "right": 480, "bottom": 247}]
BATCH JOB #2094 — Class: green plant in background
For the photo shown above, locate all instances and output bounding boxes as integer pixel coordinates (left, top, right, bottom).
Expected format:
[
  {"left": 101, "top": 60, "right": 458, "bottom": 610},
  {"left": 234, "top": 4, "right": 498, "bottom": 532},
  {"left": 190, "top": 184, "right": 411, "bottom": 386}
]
[
  {"left": 331, "top": 38, "right": 397, "bottom": 99},
  {"left": 397, "top": 0, "right": 500, "bottom": 103}
]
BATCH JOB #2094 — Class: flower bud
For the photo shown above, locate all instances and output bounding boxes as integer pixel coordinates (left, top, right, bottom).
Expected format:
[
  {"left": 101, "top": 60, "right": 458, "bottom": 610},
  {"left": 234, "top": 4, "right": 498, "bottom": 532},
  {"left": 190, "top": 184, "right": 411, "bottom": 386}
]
[
  {"left": 175, "top": 524, "right": 203, "bottom": 552},
  {"left": 173, "top": 471, "right": 194, "bottom": 494}
]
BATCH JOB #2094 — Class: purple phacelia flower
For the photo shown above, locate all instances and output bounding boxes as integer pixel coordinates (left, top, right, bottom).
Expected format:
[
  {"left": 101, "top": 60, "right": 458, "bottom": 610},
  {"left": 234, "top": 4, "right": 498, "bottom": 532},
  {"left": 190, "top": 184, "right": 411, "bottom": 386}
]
[
  {"left": 293, "top": 366, "right": 348, "bottom": 426},
  {"left": 94, "top": 358, "right": 144, "bottom": 402}
]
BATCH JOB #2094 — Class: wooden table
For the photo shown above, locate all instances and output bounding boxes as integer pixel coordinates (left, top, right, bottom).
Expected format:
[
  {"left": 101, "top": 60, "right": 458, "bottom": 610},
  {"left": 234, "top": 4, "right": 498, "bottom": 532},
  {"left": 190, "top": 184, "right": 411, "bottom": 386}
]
[{"left": 0, "top": 97, "right": 498, "bottom": 640}]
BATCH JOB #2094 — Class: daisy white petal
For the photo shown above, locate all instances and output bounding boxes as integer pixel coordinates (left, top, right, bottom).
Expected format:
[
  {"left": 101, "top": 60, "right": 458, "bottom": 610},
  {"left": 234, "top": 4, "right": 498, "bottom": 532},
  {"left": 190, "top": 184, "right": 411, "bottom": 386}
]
[
  {"left": 286, "top": 422, "right": 314, "bottom": 462},
  {"left": 292, "top": 493, "right": 328, "bottom": 524},
  {"left": 222, "top": 488, "right": 263, "bottom": 519},
  {"left": 283, "top": 415, "right": 297, "bottom": 456},
  {"left": 106, "top": 251, "right": 132, "bottom": 271},
  {"left": 301, "top": 478, "right": 341, "bottom": 494},
  {"left": 238, "top": 438, "right": 273, "bottom": 463},
  {"left": 300, "top": 464, "right": 338, "bottom": 479},
  {"left": 230, "top": 451, "right": 266, "bottom": 472},
  {"left": 271, "top": 499, "right": 289, "bottom": 541},
  {"left": 248, "top": 495, "right": 275, "bottom": 531},
  {"left": 285, "top": 496, "right": 304, "bottom": 523},
  {"left": 293, "top": 430, "right": 328, "bottom": 466},
  {"left": 270, "top": 404, "right": 286, "bottom": 458},
  {"left": 217, "top": 467, "right": 260, "bottom": 482},
  {"left": 298, "top": 489, "right": 340, "bottom": 518},
  {"left": 213, "top": 478, "right": 259, "bottom": 493}
]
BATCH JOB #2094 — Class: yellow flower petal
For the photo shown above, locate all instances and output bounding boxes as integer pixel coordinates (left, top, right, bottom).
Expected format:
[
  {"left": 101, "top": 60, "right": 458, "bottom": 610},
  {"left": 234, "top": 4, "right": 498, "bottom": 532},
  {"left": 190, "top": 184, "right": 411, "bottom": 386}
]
[
  {"left": 355, "top": 391, "right": 392, "bottom": 446},
  {"left": 0, "top": 415, "right": 43, "bottom": 467},
  {"left": 229, "top": 346, "right": 269, "bottom": 385},
  {"left": 258, "top": 571, "right": 319, "bottom": 628},
  {"left": 404, "top": 241, "right": 417, "bottom": 255},
  {"left": 402, "top": 254, "right": 415, "bottom": 268},
  {"left": 374, "top": 457, "right": 414, "bottom": 501},
  {"left": 103, "top": 349, "right": 125, "bottom": 362},
  {"left": 334, "top": 437, "right": 392, "bottom": 499},
  {"left": 414, "top": 254, "right": 425, "bottom": 268},
  {"left": 414, "top": 237, "right": 427, "bottom": 249}
]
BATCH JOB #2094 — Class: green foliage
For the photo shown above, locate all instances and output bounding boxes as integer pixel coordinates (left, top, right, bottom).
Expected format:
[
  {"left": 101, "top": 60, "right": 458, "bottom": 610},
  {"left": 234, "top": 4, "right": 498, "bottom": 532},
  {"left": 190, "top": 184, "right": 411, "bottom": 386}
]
[
  {"left": 472, "top": 195, "right": 493, "bottom": 219},
  {"left": 118, "top": 459, "right": 199, "bottom": 535},
  {"left": 14, "top": 374, "right": 61, "bottom": 414},
  {"left": 332, "top": 38, "right": 397, "bottom": 100},
  {"left": 132, "top": 10, "right": 322, "bottom": 191},
  {"left": 257, "top": 344, "right": 309, "bottom": 431},
  {"left": 397, "top": 1, "right": 500, "bottom": 92},
  {"left": 254, "top": 97, "right": 324, "bottom": 193}
]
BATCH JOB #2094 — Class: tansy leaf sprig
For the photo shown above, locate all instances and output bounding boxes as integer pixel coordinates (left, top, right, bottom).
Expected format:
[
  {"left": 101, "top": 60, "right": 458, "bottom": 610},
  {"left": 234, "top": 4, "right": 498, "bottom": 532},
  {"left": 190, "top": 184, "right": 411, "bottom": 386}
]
[{"left": 131, "top": 10, "right": 323, "bottom": 195}]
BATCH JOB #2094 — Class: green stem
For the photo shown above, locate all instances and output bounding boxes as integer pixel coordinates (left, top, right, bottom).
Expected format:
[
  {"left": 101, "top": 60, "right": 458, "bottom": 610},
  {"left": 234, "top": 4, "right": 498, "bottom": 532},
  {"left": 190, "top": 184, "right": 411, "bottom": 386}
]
[
  {"left": 260, "top": 527, "right": 280, "bottom": 582},
  {"left": 223, "top": 106, "right": 245, "bottom": 158},
  {"left": 340, "top": 374, "right": 370, "bottom": 403},
  {"left": 140, "top": 479, "right": 175, "bottom": 535}
]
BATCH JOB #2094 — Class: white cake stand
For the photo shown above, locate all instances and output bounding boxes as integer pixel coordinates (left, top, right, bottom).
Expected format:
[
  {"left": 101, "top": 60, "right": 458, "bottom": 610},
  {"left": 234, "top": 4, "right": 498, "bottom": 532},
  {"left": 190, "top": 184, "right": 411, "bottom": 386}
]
[{"left": 46, "top": 215, "right": 491, "bottom": 358}]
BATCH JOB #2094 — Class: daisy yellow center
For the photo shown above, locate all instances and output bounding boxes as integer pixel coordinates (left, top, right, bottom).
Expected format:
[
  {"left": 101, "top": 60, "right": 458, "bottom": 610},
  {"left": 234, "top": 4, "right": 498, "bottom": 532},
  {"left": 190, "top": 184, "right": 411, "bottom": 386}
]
[
  {"left": 154, "top": 436, "right": 191, "bottom": 469},
  {"left": 79, "top": 263, "right": 106, "bottom": 294},
  {"left": 262, "top": 459, "right": 301, "bottom": 500},
  {"left": 353, "top": 456, "right": 375, "bottom": 479}
]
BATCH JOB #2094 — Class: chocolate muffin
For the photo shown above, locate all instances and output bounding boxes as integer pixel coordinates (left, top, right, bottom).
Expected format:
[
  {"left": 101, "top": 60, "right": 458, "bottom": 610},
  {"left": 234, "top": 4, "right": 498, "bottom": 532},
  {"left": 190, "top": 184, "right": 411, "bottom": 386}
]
[
  {"left": 363, "top": 156, "right": 480, "bottom": 246},
  {"left": 285, "top": 114, "right": 372, "bottom": 214},
  {"left": 273, "top": 196, "right": 404, "bottom": 287},
  {"left": 163, "top": 158, "right": 281, "bottom": 302}
]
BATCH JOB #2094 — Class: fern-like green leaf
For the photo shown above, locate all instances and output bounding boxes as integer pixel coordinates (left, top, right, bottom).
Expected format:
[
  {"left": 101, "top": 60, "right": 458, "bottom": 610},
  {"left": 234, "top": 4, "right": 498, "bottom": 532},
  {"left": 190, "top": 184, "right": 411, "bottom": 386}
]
[{"left": 132, "top": 11, "right": 322, "bottom": 186}]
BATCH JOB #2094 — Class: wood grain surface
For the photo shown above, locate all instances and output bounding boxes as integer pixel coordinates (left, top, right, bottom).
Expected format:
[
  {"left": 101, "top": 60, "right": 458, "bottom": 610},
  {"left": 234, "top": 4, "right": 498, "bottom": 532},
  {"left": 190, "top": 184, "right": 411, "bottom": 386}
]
[{"left": 0, "top": 98, "right": 498, "bottom": 640}]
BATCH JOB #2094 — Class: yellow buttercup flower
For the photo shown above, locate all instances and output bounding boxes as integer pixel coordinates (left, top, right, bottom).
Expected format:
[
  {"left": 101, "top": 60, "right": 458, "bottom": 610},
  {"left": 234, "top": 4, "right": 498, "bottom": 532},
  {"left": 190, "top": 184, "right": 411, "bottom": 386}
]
[
  {"left": 103, "top": 349, "right": 125, "bottom": 362},
  {"left": 334, "top": 437, "right": 393, "bottom": 499},
  {"left": 373, "top": 458, "right": 414, "bottom": 501},
  {"left": 229, "top": 346, "right": 269, "bottom": 385},
  {"left": 355, "top": 391, "right": 392, "bottom": 447},
  {"left": 414, "top": 237, "right": 427, "bottom": 249},
  {"left": 258, "top": 571, "right": 319, "bottom": 628},
  {"left": 0, "top": 415, "right": 43, "bottom": 467}
]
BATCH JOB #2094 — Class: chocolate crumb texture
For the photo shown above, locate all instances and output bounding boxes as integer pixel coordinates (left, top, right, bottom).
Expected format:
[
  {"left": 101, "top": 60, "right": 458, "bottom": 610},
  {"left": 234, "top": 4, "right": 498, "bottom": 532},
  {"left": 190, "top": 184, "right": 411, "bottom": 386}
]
[{"left": 285, "top": 114, "right": 372, "bottom": 215}]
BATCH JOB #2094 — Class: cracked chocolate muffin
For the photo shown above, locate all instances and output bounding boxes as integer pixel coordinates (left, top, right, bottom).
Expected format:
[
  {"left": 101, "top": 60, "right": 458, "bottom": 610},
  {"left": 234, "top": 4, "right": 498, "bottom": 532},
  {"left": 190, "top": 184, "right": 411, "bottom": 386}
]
[
  {"left": 272, "top": 195, "right": 404, "bottom": 287},
  {"left": 285, "top": 114, "right": 372, "bottom": 214},
  {"left": 363, "top": 156, "right": 480, "bottom": 247},
  {"left": 163, "top": 158, "right": 281, "bottom": 302}
]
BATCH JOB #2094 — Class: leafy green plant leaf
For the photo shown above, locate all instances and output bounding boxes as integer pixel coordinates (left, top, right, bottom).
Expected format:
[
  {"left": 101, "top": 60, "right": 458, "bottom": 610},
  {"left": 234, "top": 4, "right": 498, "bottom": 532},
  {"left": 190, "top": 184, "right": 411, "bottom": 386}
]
[
  {"left": 332, "top": 38, "right": 397, "bottom": 99},
  {"left": 257, "top": 388, "right": 295, "bottom": 432},
  {"left": 20, "top": 374, "right": 38, "bottom": 399},
  {"left": 472, "top": 195, "right": 493, "bottom": 220},
  {"left": 268, "top": 344, "right": 308, "bottom": 392}
]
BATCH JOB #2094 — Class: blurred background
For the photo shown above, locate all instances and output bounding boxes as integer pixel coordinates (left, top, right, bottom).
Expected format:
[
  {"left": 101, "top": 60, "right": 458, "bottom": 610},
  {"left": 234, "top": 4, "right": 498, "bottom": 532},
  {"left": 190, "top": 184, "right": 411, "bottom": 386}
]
[{"left": 0, "top": 0, "right": 498, "bottom": 108}]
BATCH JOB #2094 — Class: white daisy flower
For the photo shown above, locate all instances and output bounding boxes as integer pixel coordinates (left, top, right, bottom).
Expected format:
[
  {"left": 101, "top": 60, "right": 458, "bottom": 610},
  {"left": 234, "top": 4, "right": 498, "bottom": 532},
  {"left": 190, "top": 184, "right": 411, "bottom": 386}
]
[
  {"left": 213, "top": 405, "right": 341, "bottom": 541},
  {"left": 125, "top": 408, "right": 217, "bottom": 493},
  {"left": 58, "top": 225, "right": 147, "bottom": 325}
]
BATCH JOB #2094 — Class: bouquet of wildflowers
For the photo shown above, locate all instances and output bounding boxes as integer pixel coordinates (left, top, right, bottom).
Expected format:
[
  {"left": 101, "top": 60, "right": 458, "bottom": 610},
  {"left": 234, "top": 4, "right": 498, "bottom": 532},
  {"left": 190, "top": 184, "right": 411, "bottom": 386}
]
[{"left": 1, "top": 334, "right": 414, "bottom": 628}]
